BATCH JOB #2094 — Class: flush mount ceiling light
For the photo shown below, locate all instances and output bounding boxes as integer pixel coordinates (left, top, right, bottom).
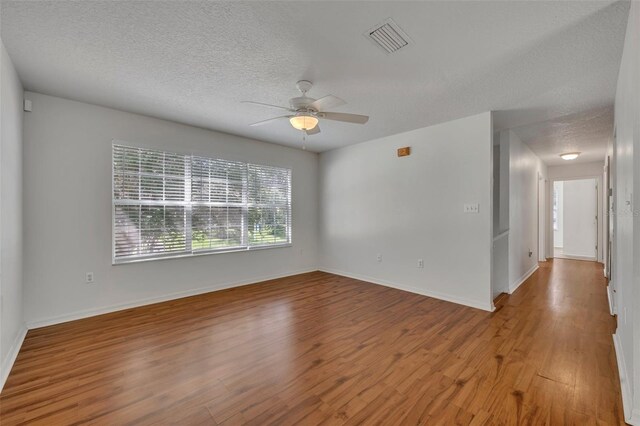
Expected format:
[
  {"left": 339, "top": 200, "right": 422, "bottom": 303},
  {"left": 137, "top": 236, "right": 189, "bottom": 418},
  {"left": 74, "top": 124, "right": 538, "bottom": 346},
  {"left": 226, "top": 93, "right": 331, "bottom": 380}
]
[
  {"left": 289, "top": 114, "right": 319, "bottom": 131},
  {"left": 560, "top": 152, "right": 581, "bottom": 160}
]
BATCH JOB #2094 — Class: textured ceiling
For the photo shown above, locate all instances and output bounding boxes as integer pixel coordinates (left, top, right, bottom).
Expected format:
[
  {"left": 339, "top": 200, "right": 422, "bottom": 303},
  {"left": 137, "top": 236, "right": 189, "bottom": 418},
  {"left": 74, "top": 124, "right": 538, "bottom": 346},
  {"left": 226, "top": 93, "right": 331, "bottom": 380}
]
[
  {"left": 510, "top": 107, "right": 614, "bottom": 166},
  {"left": 0, "top": 1, "right": 629, "bottom": 156}
]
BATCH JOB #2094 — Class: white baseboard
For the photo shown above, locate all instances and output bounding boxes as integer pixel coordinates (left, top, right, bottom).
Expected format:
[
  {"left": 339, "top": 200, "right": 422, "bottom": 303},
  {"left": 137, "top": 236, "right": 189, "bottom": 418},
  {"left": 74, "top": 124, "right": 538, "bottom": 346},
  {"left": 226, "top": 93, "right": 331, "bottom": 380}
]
[
  {"left": 319, "top": 268, "right": 494, "bottom": 312},
  {"left": 27, "top": 268, "right": 317, "bottom": 329},
  {"left": 1, "top": 324, "right": 28, "bottom": 392},
  {"left": 509, "top": 264, "right": 538, "bottom": 294},
  {"left": 554, "top": 253, "right": 597, "bottom": 261},
  {"left": 613, "top": 333, "right": 635, "bottom": 424}
]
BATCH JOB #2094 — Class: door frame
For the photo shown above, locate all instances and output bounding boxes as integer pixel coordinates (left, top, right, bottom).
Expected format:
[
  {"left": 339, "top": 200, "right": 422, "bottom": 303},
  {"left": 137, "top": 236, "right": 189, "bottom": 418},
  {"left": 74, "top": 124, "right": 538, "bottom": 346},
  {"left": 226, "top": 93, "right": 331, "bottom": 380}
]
[
  {"left": 549, "top": 175, "right": 603, "bottom": 262},
  {"left": 538, "top": 172, "right": 547, "bottom": 262}
]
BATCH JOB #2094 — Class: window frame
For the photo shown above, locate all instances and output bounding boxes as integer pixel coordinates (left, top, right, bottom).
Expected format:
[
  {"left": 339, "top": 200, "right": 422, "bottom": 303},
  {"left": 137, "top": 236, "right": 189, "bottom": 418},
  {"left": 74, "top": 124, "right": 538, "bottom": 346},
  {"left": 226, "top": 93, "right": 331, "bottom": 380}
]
[
  {"left": 553, "top": 184, "right": 559, "bottom": 231},
  {"left": 112, "top": 142, "right": 292, "bottom": 265}
]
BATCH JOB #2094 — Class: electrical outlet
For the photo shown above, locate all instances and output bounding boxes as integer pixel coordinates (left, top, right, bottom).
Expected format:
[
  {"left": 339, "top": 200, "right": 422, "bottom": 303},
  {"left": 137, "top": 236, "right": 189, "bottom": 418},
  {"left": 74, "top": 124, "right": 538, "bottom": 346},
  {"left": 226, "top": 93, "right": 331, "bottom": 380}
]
[
  {"left": 376, "top": 254, "right": 382, "bottom": 263},
  {"left": 463, "top": 203, "right": 480, "bottom": 214},
  {"left": 417, "top": 259, "right": 424, "bottom": 268},
  {"left": 86, "top": 272, "right": 95, "bottom": 284}
]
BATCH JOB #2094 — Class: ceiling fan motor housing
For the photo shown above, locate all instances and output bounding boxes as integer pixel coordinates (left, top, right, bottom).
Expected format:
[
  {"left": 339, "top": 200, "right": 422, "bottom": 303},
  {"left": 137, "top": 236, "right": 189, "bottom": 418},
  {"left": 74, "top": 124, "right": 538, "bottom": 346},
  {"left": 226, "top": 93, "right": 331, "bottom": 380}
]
[
  {"left": 290, "top": 96, "right": 317, "bottom": 112},
  {"left": 290, "top": 80, "right": 317, "bottom": 111}
]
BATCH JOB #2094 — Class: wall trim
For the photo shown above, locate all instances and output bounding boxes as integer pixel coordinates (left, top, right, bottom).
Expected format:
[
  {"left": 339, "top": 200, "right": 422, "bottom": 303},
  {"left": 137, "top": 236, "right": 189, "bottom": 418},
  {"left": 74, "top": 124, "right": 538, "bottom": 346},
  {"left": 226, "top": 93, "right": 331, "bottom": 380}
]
[
  {"left": 0, "top": 324, "right": 28, "bottom": 392},
  {"left": 27, "top": 268, "right": 317, "bottom": 329},
  {"left": 548, "top": 174, "right": 605, "bottom": 263},
  {"left": 554, "top": 254, "right": 597, "bottom": 262},
  {"left": 509, "top": 264, "right": 538, "bottom": 294},
  {"left": 613, "top": 333, "right": 635, "bottom": 424},
  {"left": 607, "top": 283, "right": 616, "bottom": 315},
  {"left": 319, "top": 267, "right": 494, "bottom": 312}
]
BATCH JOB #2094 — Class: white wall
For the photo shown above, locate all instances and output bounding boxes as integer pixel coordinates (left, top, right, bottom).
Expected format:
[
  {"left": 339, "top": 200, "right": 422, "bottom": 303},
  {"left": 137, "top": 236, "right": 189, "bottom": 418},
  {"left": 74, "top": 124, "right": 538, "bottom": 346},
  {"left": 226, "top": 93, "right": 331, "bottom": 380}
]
[
  {"left": 604, "top": 155, "right": 612, "bottom": 279},
  {"left": 493, "top": 141, "right": 500, "bottom": 234},
  {"left": 553, "top": 181, "right": 564, "bottom": 247},
  {"left": 493, "top": 133, "right": 510, "bottom": 236},
  {"left": 548, "top": 161, "right": 605, "bottom": 180},
  {"left": 0, "top": 42, "right": 25, "bottom": 389},
  {"left": 22, "top": 92, "right": 319, "bottom": 327},
  {"left": 319, "top": 112, "right": 494, "bottom": 311},
  {"left": 562, "top": 179, "right": 597, "bottom": 259},
  {"left": 507, "top": 130, "right": 547, "bottom": 293},
  {"left": 492, "top": 233, "right": 509, "bottom": 298},
  {"left": 612, "top": 2, "right": 639, "bottom": 423},
  {"left": 492, "top": 130, "right": 510, "bottom": 298}
]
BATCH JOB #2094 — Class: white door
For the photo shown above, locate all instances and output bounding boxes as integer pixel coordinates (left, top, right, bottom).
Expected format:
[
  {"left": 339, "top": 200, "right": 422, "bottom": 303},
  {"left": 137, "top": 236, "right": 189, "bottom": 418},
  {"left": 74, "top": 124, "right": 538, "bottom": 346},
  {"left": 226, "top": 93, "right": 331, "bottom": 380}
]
[{"left": 562, "top": 178, "right": 598, "bottom": 259}]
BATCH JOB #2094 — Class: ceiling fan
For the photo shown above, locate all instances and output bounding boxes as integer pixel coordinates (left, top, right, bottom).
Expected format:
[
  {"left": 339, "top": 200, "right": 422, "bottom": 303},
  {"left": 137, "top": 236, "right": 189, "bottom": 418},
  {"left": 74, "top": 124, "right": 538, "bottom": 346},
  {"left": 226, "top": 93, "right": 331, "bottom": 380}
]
[{"left": 242, "top": 80, "right": 369, "bottom": 135}]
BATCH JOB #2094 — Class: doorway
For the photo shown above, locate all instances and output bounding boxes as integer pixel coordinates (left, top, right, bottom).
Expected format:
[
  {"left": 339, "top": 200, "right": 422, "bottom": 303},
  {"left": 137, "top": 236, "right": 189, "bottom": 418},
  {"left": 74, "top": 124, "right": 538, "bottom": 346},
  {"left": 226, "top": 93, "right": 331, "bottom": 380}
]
[{"left": 553, "top": 178, "right": 598, "bottom": 260}]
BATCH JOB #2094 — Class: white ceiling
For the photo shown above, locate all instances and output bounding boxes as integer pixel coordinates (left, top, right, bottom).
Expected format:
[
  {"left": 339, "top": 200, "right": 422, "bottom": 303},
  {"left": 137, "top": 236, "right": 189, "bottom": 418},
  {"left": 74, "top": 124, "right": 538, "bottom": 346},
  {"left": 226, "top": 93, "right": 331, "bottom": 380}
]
[
  {"left": 509, "top": 106, "right": 614, "bottom": 166},
  {"left": 1, "top": 1, "right": 629, "bottom": 157}
]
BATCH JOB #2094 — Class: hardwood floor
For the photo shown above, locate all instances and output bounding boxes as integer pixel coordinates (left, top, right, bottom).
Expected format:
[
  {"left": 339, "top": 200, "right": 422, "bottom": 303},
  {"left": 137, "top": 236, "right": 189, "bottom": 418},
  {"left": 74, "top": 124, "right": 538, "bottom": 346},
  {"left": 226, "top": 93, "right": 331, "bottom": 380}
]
[{"left": 0, "top": 259, "right": 624, "bottom": 425}]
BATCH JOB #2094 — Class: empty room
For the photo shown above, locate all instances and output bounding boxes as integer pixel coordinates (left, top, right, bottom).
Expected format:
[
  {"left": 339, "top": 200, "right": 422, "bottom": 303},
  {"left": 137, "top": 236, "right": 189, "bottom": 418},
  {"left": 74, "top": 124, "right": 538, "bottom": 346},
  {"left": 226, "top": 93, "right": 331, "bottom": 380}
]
[{"left": 0, "top": 1, "right": 639, "bottom": 424}]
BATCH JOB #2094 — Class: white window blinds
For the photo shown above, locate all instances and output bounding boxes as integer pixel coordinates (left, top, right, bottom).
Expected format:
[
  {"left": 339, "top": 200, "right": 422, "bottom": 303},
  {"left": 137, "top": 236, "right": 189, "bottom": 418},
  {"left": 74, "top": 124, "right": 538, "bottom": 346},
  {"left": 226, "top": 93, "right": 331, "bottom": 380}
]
[
  {"left": 112, "top": 144, "right": 291, "bottom": 263},
  {"left": 247, "top": 164, "right": 291, "bottom": 246}
]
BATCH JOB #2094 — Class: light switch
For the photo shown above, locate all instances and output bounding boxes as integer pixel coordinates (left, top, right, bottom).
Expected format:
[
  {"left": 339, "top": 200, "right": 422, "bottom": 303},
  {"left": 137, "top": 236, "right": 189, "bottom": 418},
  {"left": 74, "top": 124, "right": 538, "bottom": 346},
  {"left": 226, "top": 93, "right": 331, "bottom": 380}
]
[{"left": 464, "top": 203, "right": 480, "bottom": 214}]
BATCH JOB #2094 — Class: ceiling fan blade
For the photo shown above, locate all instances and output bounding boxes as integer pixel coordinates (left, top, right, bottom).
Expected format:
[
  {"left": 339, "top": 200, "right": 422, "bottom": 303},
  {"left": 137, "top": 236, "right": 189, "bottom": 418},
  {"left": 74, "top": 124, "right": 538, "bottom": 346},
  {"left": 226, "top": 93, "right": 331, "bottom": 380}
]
[
  {"left": 309, "top": 95, "right": 346, "bottom": 111},
  {"left": 249, "top": 116, "right": 292, "bottom": 126},
  {"left": 305, "top": 124, "right": 321, "bottom": 135},
  {"left": 242, "top": 101, "right": 292, "bottom": 111},
  {"left": 319, "top": 112, "right": 369, "bottom": 124}
]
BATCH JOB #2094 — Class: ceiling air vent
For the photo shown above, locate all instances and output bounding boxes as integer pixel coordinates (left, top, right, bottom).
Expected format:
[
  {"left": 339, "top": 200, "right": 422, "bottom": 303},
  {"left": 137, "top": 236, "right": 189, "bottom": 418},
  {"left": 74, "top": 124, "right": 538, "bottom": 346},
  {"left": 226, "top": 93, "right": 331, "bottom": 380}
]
[{"left": 365, "top": 18, "right": 411, "bottom": 54}]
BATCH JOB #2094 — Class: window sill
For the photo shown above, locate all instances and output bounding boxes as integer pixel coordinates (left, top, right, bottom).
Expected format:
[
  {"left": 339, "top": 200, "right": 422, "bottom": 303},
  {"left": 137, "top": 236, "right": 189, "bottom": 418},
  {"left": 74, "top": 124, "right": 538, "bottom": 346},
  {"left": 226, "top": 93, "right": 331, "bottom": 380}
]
[{"left": 112, "top": 243, "right": 293, "bottom": 265}]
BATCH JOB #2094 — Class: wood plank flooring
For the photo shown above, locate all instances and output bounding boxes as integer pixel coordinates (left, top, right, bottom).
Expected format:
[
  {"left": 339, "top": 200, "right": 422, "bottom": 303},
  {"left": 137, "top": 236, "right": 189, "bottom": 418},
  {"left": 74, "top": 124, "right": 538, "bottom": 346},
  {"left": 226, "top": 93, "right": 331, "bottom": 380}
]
[{"left": 0, "top": 259, "right": 624, "bottom": 425}]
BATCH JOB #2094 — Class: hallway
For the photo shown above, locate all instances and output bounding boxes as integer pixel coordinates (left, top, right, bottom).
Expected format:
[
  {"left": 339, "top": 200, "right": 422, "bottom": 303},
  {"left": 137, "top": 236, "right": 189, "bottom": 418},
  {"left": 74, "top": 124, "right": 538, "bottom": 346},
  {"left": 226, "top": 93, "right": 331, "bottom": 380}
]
[
  {"left": 0, "top": 259, "right": 625, "bottom": 424},
  {"left": 493, "top": 258, "right": 623, "bottom": 424}
]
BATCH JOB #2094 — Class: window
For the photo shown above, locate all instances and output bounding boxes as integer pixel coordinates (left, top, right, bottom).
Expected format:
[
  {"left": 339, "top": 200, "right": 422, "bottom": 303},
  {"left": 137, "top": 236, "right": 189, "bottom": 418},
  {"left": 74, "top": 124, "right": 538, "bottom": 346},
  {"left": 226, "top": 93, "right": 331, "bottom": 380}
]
[{"left": 112, "top": 143, "right": 291, "bottom": 263}]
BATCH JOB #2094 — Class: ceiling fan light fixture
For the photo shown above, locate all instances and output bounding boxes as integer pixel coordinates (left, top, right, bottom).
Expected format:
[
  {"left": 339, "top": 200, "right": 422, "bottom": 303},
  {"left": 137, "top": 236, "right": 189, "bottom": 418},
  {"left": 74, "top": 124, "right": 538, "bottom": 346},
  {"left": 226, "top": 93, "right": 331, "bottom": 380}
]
[
  {"left": 560, "top": 152, "right": 581, "bottom": 161},
  {"left": 289, "top": 114, "right": 318, "bottom": 131}
]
